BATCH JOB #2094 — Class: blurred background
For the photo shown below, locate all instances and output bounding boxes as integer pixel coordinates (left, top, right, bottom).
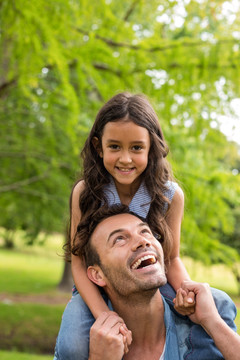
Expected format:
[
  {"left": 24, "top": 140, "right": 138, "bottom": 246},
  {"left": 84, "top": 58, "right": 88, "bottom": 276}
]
[{"left": 0, "top": 0, "right": 240, "bottom": 358}]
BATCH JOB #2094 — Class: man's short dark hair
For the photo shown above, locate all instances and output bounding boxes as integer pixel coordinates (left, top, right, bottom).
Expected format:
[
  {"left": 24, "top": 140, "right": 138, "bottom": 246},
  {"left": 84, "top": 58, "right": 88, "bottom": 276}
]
[{"left": 72, "top": 204, "right": 146, "bottom": 267}]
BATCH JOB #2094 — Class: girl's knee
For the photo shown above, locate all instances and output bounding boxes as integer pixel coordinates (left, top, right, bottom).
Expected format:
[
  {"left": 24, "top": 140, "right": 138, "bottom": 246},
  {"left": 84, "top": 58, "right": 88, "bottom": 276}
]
[
  {"left": 56, "top": 334, "right": 89, "bottom": 360},
  {"left": 211, "top": 287, "right": 237, "bottom": 328}
]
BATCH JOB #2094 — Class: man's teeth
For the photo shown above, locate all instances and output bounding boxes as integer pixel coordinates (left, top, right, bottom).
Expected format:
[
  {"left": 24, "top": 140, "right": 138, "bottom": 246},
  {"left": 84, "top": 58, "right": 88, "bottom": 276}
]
[{"left": 131, "top": 255, "right": 156, "bottom": 270}]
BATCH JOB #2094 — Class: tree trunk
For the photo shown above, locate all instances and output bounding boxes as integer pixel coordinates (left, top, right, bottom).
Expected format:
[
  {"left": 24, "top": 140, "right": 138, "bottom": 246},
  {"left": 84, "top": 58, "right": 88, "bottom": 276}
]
[
  {"left": 232, "top": 265, "right": 240, "bottom": 295},
  {"left": 3, "top": 229, "right": 15, "bottom": 248},
  {"left": 58, "top": 261, "right": 73, "bottom": 293}
]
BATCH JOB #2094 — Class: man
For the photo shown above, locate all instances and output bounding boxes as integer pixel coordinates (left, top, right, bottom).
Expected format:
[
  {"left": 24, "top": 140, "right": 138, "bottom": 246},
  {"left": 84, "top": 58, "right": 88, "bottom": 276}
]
[{"left": 79, "top": 204, "right": 239, "bottom": 360}]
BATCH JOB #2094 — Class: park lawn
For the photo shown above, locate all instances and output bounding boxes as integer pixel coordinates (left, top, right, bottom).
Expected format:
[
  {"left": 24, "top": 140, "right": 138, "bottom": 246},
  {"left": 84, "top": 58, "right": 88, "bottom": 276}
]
[
  {"left": 183, "top": 257, "right": 239, "bottom": 296},
  {"left": 0, "top": 350, "right": 52, "bottom": 359},
  {"left": 0, "top": 350, "right": 52, "bottom": 360},
  {"left": 0, "top": 302, "right": 64, "bottom": 354},
  {"left": 0, "top": 249, "right": 62, "bottom": 294},
  {"left": 0, "top": 233, "right": 64, "bottom": 294},
  {"left": 236, "top": 308, "right": 240, "bottom": 332},
  {"left": 0, "top": 235, "right": 67, "bottom": 355}
]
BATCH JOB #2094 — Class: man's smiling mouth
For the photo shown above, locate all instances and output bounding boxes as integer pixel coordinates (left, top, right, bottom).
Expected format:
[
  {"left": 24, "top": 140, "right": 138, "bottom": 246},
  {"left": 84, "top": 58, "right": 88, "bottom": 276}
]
[{"left": 131, "top": 255, "right": 157, "bottom": 270}]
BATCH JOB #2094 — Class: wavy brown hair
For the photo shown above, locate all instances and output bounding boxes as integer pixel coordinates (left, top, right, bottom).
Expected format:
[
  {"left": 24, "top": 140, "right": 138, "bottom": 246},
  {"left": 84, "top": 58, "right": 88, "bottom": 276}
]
[{"left": 68, "top": 92, "right": 175, "bottom": 263}]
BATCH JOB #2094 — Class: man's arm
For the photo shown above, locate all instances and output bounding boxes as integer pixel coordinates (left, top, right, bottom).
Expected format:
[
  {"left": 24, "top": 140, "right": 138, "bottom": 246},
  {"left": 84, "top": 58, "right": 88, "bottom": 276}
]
[
  {"left": 89, "top": 312, "right": 131, "bottom": 360},
  {"left": 177, "top": 280, "right": 240, "bottom": 360}
]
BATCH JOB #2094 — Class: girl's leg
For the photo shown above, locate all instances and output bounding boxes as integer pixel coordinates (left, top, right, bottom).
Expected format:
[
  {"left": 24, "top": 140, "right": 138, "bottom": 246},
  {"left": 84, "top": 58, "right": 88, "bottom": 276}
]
[
  {"left": 160, "top": 283, "right": 237, "bottom": 360},
  {"left": 211, "top": 287, "right": 237, "bottom": 330},
  {"left": 159, "top": 282, "right": 176, "bottom": 305},
  {"left": 53, "top": 287, "right": 110, "bottom": 360},
  {"left": 53, "top": 288, "right": 93, "bottom": 360},
  {"left": 183, "top": 288, "right": 236, "bottom": 360}
]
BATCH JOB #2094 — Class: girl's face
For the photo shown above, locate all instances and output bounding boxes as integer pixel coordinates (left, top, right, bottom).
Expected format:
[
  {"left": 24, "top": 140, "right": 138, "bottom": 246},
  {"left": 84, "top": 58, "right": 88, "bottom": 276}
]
[{"left": 99, "top": 120, "right": 151, "bottom": 189}]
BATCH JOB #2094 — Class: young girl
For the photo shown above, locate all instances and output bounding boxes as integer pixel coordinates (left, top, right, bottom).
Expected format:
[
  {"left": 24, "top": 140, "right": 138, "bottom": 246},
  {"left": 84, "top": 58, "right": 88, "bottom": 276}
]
[{"left": 54, "top": 92, "right": 236, "bottom": 360}]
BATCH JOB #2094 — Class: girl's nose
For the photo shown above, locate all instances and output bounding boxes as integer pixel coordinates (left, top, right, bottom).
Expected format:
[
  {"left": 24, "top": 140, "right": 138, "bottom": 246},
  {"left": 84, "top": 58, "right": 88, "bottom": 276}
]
[{"left": 119, "top": 151, "right": 132, "bottom": 164}]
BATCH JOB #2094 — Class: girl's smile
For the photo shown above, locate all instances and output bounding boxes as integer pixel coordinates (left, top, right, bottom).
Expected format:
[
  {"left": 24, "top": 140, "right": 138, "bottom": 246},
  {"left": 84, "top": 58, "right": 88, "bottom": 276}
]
[{"left": 100, "top": 120, "right": 151, "bottom": 197}]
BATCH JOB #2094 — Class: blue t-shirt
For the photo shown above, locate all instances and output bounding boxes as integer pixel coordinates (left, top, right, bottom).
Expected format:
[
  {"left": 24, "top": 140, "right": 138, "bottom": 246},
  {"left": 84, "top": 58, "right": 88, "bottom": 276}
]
[{"left": 103, "top": 177, "right": 178, "bottom": 219}]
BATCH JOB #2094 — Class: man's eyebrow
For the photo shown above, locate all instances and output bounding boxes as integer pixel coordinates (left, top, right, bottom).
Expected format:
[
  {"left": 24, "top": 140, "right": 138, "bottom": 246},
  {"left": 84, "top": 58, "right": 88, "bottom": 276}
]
[
  {"left": 107, "top": 222, "right": 151, "bottom": 243},
  {"left": 138, "top": 222, "right": 150, "bottom": 228},
  {"left": 107, "top": 228, "right": 125, "bottom": 243}
]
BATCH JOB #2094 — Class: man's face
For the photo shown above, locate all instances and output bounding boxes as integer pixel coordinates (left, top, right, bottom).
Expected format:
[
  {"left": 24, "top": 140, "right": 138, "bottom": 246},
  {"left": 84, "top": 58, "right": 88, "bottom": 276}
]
[{"left": 88, "top": 213, "right": 167, "bottom": 299}]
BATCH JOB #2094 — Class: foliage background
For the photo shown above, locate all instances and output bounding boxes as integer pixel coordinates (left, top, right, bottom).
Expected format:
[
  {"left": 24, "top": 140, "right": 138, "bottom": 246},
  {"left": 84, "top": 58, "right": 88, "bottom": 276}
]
[
  {"left": 0, "top": 0, "right": 240, "bottom": 357},
  {"left": 0, "top": 0, "right": 240, "bottom": 276}
]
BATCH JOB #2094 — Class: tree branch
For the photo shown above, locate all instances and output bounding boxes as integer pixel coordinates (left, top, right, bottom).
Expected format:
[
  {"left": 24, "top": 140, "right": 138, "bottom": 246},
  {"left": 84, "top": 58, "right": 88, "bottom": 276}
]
[
  {"left": 93, "top": 63, "right": 122, "bottom": 76},
  {"left": 0, "top": 152, "right": 72, "bottom": 169},
  {"left": 0, "top": 172, "right": 50, "bottom": 193},
  {"left": 16, "top": 188, "right": 63, "bottom": 199},
  {"left": 76, "top": 27, "right": 238, "bottom": 53},
  {"left": 76, "top": 27, "right": 140, "bottom": 50},
  {"left": 0, "top": 78, "right": 17, "bottom": 97},
  {"left": 123, "top": 0, "right": 140, "bottom": 22}
]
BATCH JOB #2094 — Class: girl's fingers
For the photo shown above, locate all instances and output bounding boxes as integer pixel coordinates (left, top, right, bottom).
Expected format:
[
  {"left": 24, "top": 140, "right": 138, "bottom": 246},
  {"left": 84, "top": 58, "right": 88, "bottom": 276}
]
[
  {"left": 175, "top": 288, "right": 185, "bottom": 308},
  {"left": 186, "top": 291, "right": 195, "bottom": 305},
  {"left": 120, "top": 324, "right": 132, "bottom": 354}
]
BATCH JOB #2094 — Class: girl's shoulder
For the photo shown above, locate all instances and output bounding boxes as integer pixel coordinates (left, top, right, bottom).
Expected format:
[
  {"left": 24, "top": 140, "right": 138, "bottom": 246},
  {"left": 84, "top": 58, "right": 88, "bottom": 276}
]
[
  {"left": 164, "top": 180, "right": 181, "bottom": 202},
  {"left": 71, "top": 180, "right": 85, "bottom": 202}
]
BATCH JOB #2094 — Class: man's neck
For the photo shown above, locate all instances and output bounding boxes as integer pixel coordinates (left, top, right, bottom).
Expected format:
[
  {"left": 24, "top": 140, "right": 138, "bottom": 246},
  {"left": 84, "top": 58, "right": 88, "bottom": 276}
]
[{"left": 110, "top": 290, "right": 166, "bottom": 359}]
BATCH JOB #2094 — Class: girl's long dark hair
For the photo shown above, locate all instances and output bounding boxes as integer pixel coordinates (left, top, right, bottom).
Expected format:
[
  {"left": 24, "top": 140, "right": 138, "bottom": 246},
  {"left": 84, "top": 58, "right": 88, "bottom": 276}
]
[{"left": 67, "top": 92, "right": 175, "bottom": 263}]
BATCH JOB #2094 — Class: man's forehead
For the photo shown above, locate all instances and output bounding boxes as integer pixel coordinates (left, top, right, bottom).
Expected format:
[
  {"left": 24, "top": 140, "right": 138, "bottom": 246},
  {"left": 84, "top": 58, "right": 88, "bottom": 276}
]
[{"left": 92, "top": 213, "right": 146, "bottom": 241}]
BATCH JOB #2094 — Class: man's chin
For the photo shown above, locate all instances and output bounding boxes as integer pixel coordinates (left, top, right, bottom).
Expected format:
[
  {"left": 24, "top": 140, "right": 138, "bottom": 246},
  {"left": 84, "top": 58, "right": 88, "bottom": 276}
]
[{"left": 139, "top": 276, "right": 167, "bottom": 292}]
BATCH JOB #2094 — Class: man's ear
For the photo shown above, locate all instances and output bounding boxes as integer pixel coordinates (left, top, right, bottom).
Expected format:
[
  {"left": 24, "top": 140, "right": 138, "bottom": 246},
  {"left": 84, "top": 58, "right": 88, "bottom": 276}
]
[
  {"left": 87, "top": 266, "right": 106, "bottom": 287},
  {"left": 92, "top": 137, "right": 103, "bottom": 158}
]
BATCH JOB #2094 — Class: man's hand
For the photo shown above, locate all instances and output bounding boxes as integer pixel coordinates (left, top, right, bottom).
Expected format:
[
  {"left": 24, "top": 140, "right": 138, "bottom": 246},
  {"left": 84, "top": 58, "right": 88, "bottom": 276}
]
[
  {"left": 173, "top": 289, "right": 195, "bottom": 316},
  {"left": 180, "top": 280, "right": 220, "bottom": 327},
  {"left": 89, "top": 311, "right": 132, "bottom": 360}
]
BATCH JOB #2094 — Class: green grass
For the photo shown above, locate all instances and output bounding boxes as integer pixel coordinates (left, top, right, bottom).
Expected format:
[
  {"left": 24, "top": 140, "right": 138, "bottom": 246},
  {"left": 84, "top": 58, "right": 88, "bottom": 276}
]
[
  {"left": 236, "top": 307, "right": 240, "bottom": 332},
  {"left": 0, "top": 234, "right": 67, "bottom": 356},
  {"left": 0, "top": 233, "right": 65, "bottom": 294},
  {"left": 0, "top": 249, "right": 63, "bottom": 294},
  {"left": 184, "top": 257, "right": 239, "bottom": 296},
  {"left": 0, "top": 302, "right": 64, "bottom": 354},
  {"left": 0, "top": 350, "right": 52, "bottom": 360}
]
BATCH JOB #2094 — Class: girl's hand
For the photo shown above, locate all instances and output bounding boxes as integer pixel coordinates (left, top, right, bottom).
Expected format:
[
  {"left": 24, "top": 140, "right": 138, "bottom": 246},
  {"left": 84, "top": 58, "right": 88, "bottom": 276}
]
[
  {"left": 106, "top": 311, "right": 132, "bottom": 354},
  {"left": 119, "top": 323, "right": 132, "bottom": 354},
  {"left": 173, "top": 288, "right": 196, "bottom": 316},
  {"left": 89, "top": 311, "right": 130, "bottom": 360},
  {"left": 99, "top": 311, "right": 132, "bottom": 354}
]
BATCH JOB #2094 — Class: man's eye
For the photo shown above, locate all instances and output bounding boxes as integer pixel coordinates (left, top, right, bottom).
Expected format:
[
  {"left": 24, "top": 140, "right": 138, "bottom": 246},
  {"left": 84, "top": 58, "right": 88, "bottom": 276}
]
[
  {"left": 116, "top": 236, "right": 124, "bottom": 241},
  {"left": 113, "top": 236, "right": 125, "bottom": 245},
  {"left": 141, "top": 228, "right": 152, "bottom": 236}
]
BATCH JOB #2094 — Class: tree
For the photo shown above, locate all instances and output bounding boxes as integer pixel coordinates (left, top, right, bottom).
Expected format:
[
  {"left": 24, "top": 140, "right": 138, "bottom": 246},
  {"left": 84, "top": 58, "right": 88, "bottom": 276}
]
[{"left": 0, "top": 0, "right": 240, "bottom": 288}]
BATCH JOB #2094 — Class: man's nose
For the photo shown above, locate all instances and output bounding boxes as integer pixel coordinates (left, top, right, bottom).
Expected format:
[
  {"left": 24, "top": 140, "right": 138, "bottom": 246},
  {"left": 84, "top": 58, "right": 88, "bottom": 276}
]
[{"left": 131, "top": 235, "right": 151, "bottom": 251}]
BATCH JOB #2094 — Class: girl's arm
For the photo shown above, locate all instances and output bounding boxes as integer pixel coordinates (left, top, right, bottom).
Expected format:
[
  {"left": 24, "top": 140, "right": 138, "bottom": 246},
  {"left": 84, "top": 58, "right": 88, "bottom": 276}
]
[
  {"left": 166, "top": 186, "right": 195, "bottom": 314},
  {"left": 165, "top": 186, "right": 190, "bottom": 291},
  {"left": 72, "top": 255, "right": 109, "bottom": 318},
  {"left": 71, "top": 182, "right": 132, "bottom": 351},
  {"left": 71, "top": 181, "right": 109, "bottom": 318},
  {"left": 180, "top": 281, "right": 240, "bottom": 360}
]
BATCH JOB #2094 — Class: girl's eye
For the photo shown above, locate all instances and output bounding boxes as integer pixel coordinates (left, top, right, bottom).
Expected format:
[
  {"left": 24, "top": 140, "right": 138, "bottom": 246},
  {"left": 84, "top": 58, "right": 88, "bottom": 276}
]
[
  {"left": 109, "top": 144, "right": 120, "bottom": 150},
  {"left": 132, "top": 145, "right": 143, "bottom": 151}
]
